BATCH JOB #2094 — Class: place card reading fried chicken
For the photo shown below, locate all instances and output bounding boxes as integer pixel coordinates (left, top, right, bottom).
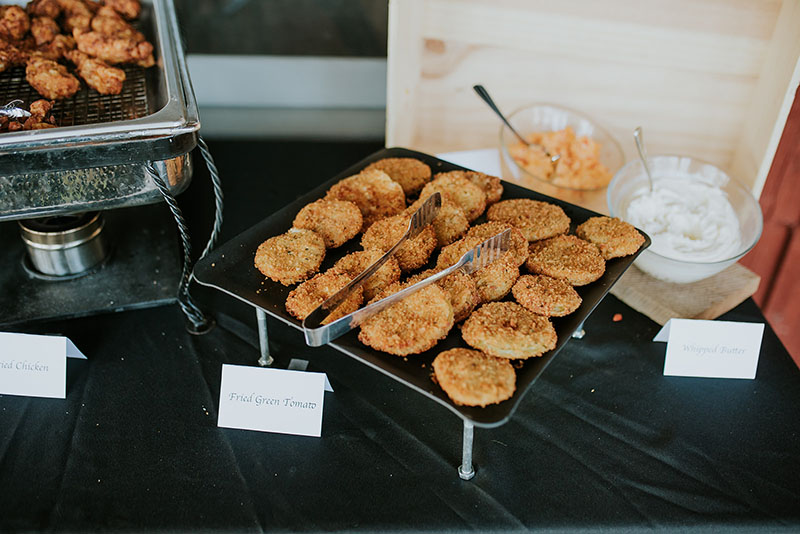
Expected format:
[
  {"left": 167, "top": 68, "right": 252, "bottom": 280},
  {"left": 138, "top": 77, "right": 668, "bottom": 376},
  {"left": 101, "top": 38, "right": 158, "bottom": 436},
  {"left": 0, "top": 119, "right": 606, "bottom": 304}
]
[{"left": 0, "top": 332, "right": 87, "bottom": 399}]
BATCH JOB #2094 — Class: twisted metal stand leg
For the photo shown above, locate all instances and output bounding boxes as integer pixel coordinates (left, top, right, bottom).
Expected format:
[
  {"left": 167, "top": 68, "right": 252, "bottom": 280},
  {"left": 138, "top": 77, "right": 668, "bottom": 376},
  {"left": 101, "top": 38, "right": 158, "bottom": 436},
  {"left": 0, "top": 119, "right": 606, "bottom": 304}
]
[
  {"left": 458, "top": 421, "right": 476, "bottom": 480},
  {"left": 256, "top": 308, "right": 274, "bottom": 367},
  {"left": 147, "top": 136, "right": 224, "bottom": 334}
]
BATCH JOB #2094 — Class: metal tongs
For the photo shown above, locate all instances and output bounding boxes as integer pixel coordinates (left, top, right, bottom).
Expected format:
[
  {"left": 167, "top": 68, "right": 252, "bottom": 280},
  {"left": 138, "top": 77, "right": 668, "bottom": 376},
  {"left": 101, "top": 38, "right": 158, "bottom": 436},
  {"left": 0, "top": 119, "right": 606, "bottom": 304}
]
[
  {"left": 302, "top": 195, "right": 511, "bottom": 346},
  {"left": 0, "top": 100, "right": 31, "bottom": 120}
]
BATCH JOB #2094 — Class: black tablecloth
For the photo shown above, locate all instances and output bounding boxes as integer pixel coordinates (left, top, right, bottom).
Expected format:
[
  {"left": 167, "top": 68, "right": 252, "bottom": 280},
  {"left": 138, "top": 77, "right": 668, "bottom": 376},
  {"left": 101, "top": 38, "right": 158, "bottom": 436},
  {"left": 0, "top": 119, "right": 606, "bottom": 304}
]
[{"left": 2, "top": 141, "right": 799, "bottom": 533}]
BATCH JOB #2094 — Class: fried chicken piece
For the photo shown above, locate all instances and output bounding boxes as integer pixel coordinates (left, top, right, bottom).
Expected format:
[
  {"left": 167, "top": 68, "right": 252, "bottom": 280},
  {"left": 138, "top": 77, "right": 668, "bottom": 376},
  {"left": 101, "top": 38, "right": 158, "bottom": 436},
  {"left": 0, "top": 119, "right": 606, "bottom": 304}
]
[
  {"left": 23, "top": 116, "right": 57, "bottom": 129},
  {"left": 29, "top": 98, "right": 55, "bottom": 120},
  {"left": 31, "top": 16, "right": 60, "bottom": 46},
  {"left": 26, "top": 56, "right": 81, "bottom": 99},
  {"left": 58, "top": 0, "right": 95, "bottom": 33},
  {"left": 74, "top": 27, "right": 153, "bottom": 66},
  {"left": 91, "top": 5, "right": 144, "bottom": 41},
  {"left": 43, "top": 33, "right": 75, "bottom": 58},
  {"left": 66, "top": 48, "right": 124, "bottom": 94},
  {"left": 0, "top": 38, "right": 29, "bottom": 72},
  {"left": 0, "top": 99, "right": 58, "bottom": 133},
  {"left": 0, "top": 6, "right": 31, "bottom": 42},
  {"left": 30, "top": 34, "right": 75, "bottom": 61},
  {"left": 27, "top": 0, "right": 62, "bottom": 19},
  {"left": 104, "top": 0, "right": 140, "bottom": 20}
]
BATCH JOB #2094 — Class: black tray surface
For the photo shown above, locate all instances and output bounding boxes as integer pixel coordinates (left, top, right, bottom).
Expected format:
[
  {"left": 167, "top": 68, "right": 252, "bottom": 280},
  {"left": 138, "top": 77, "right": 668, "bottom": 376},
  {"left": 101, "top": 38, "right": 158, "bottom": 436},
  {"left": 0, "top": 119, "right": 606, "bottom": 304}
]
[{"left": 194, "top": 147, "right": 650, "bottom": 427}]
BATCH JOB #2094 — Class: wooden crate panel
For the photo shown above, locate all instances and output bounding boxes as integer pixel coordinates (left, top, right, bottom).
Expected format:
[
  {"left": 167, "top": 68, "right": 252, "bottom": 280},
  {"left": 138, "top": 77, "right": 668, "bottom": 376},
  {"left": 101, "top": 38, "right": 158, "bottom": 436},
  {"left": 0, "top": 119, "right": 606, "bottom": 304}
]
[{"left": 387, "top": 0, "right": 800, "bottom": 197}]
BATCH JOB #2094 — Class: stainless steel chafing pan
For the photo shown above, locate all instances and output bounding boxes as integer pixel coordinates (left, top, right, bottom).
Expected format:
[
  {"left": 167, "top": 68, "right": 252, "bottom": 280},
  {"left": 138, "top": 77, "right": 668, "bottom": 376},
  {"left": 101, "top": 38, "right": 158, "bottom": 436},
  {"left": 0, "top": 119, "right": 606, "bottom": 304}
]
[{"left": 0, "top": 0, "right": 199, "bottom": 221}]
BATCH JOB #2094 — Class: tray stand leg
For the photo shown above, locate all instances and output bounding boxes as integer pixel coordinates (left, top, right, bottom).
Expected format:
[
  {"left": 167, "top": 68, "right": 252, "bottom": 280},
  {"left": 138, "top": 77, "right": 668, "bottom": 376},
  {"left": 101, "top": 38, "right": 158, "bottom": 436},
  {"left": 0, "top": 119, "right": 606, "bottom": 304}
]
[
  {"left": 572, "top": 319, "right": 586, "bottom": 339},
  {"left": 256, "top": 308, "right": 274, "bottom": 367},
  {"left": 458, "top": 420, "right": 476, "bottom": 480}
]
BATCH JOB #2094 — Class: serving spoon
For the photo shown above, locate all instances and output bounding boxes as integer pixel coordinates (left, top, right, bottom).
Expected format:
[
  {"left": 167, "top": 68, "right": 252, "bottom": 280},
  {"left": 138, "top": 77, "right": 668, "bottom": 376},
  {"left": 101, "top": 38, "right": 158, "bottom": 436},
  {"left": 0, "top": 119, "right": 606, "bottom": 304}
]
[
  {"left": 633, "top": 126, "right": 655, "bottom": 193},
  {"left": 472, "top": 84, "right": 560, "bottom": 166}
]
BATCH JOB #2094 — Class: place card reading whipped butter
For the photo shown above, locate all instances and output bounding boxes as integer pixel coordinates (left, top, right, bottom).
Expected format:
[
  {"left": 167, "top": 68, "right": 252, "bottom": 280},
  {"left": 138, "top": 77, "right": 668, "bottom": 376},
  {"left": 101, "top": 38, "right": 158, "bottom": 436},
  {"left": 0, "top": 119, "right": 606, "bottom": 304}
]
[
  {"left": 654, "top": 319, "right": 765, "bottom": 379},
  {"left": 218, "top": 364, "right": 330, "bottom": 437},
  {"left": 0, "top": 332, "right": 87, "bottom": 399}
]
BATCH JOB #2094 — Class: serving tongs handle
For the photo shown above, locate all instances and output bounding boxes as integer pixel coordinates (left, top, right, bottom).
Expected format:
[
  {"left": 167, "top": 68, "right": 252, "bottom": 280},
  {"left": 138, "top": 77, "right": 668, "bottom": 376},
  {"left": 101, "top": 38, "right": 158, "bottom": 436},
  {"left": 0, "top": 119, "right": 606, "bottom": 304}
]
[{"left": 302, "top": 225, "right": 511, "bottom": 347}]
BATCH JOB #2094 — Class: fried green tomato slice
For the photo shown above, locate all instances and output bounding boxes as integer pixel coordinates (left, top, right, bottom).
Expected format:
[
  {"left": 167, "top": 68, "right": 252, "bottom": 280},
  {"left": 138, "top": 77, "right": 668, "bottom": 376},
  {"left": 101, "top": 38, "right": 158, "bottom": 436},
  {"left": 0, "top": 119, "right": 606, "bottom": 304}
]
[
  {"left": 486, "top": 198, "right": 570, "bottom": 242},
  {"left": 285, "top": 271, "right": 363, "bottom": 323},
  {"left": 432, "top": 348, "right": 516, "bottom": 407},
  {"left": 406, "top": 268, "right": 480, "bottom": 323},
  {"left": 575, "top": 216, "right": 645, "bottom": 259},
  {"left": 466, "top": 221, "right": 529, "bottom": 267},
  {"left": 461, "top": 302, "right": 557, "bottom": 359},
  {"left": 292, "top": 198, "right": 363, "bottom": 248},
  {"left": 331, "top": 249, "right": 401, "bottom": 301},
  {"left": 325, "top": 169, "right": 406, "bottom": 228},
  {"left": 361, "top": 213, "right": 437, "bottom": 272},
  {"left": 436, "top": 235, "right": 520, "bottom": 302},
  {"left": 420, "top": 173, "right": 487, "bottom": 222},
  {"left": 358, "top": 284, "right": 454, "bottom": 356},
  {"left": 363, "top": 157, "right": 432, "bottom": 196},
  {"left": 512, "top": 274, "right": 582, "bottom": 317},
  {"left": 406, "top": 195, "right": 469, "bottom": 247},
  {"left": 436, "top": 170, "right": 503, "bottom": 205},
  {"left": 254, "top": 228, "right": 325, "bottom": 286},
  {"left": 525, "top": 234, "right": 605, "bottom": 286}
]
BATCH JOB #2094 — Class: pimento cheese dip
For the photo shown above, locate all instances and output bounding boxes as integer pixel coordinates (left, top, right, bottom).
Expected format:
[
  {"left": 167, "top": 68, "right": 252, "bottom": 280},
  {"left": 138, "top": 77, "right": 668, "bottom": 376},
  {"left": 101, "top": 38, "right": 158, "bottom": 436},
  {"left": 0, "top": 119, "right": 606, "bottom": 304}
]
[{"left": 508, "top": 127, "right": 612, "bottom": 190}]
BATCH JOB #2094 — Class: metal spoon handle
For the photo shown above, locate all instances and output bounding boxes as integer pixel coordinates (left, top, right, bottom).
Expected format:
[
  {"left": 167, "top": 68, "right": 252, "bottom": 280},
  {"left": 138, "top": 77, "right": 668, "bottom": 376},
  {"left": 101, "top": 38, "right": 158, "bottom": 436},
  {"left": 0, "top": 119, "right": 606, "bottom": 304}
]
[
  {"left": 473, "top": 85, "right": 560, "bottom": 165},
  {"left": 473, "top": 85, "right": 530, "bottom": 147},
  {"left": 633, "top": 126, "right": 655, "bottom": 192}
]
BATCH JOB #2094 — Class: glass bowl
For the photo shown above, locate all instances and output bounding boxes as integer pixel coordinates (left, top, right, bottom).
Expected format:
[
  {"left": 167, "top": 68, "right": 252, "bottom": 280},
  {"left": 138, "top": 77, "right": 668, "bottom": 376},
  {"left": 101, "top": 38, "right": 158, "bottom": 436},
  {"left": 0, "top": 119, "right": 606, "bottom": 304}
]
[
  {"left": 499, "top": 104, "right": 625, "bottom": 212},
  {"left": 607, "top": 156, "right": 763, "bottom": 284}
]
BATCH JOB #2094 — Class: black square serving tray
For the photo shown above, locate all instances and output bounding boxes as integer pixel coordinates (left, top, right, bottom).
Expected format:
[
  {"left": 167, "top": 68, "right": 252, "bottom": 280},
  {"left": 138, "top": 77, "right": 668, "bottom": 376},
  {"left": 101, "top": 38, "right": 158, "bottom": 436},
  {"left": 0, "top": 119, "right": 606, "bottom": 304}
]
[{"left": 193, "top": 147, "right": 649, "bottom": 428}]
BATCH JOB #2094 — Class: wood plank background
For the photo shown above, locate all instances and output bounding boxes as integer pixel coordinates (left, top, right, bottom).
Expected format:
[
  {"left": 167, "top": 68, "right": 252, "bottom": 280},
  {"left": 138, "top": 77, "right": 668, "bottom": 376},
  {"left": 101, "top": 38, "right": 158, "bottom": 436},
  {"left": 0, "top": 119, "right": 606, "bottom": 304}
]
[{"left": 741, "top": 85, "right": 800, "bottom": 368}]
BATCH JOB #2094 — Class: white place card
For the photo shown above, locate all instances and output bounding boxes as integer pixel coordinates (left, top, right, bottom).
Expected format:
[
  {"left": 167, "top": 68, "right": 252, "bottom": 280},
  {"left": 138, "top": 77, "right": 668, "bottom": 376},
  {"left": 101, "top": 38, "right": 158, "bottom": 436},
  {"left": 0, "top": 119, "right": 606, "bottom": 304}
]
[
  {"left": 654, "top": 319, "right": 765, "bottom": 379},
  {"left": 287, "top": 358, "right": 334, "bottom": 392},
  {"left": 218, "top": 364, "right": 327, "bottom": 437},
  {"left": 0, "top": 332, "right": 87, "bottom": 399}
]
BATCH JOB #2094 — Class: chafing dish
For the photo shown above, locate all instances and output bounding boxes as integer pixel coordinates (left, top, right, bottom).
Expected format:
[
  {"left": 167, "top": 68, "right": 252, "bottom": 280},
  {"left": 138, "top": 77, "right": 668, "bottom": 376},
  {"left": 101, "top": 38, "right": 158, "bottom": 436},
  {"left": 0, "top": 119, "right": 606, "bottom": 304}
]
[{"left": 0, "top": 0, "right": 199, "bottom": 221}]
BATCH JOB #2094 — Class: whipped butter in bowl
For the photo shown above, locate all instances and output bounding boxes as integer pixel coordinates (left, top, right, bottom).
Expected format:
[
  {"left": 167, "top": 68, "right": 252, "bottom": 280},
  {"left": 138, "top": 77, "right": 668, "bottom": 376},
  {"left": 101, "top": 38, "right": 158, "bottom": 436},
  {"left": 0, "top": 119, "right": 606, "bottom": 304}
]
[{"left": 607, "top": 156, "right": 763, "bottom": 283}]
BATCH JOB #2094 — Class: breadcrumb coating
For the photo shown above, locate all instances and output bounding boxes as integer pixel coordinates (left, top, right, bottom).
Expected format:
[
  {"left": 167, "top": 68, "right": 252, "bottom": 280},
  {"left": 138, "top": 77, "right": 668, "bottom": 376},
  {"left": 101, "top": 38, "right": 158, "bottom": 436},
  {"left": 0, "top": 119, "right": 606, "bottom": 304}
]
[
  {"left": 361, "top": 213, "right": 436, "bottom": 272},
  {"left": 293, "top": 198, "right": 362, "bottom": 248},
  {"left": 331, "top": 249, "right": 401, "bottom": 301},
  {"left": 461, "top": 302, "right": 557, "bottom": 359},
  {"left": 364, "top": 157, "right": 432, "bottom": 196},
  {"left": 433, "top": 348, "right": 515, "bottom": 407},
  {"left": 254, "top": 228, "right": 325, "bottom": 286},
  {"left": 512, "top": 274, "right": 582, "bottom": 317},
  {"left": 525, "top": 234, "right": 605, "bottom": 286},
  {"left": 326, "top": 169, "right": 406, "bottom": 229},
  {"left": 406, "top": 268, "right": 480, "bottom": 322},
  {"left": 285, "top": 270, "right": 363, "bottom": 323},
  {"left": 487, "top": 198, "right": 570, "bottom": 242},
  {"left": 575, "top": 216, "right": 645, "bottom": 259},
  {"left": 359, "top": 284, "right": 454, "bottom": 356},
  {"left": 420, "top": 173, "right": 487, "bottom": 222},
  {"left": 406, "top": 195, "right": 469, "bottom": 247}
]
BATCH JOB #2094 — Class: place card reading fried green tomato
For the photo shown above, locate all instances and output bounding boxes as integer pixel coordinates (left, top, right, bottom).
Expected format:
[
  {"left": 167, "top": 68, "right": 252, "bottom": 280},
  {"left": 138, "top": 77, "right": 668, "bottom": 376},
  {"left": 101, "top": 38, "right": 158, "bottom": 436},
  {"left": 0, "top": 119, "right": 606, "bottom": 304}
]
[
  {"left": 218, "top": 364, "right": 326, "bottom": 437},
  {"left": 654, "top": 319, "right": 765, "bottom": 379},
  {"left": 0, "top": 332, "right": 87, "bottom": 399}
]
